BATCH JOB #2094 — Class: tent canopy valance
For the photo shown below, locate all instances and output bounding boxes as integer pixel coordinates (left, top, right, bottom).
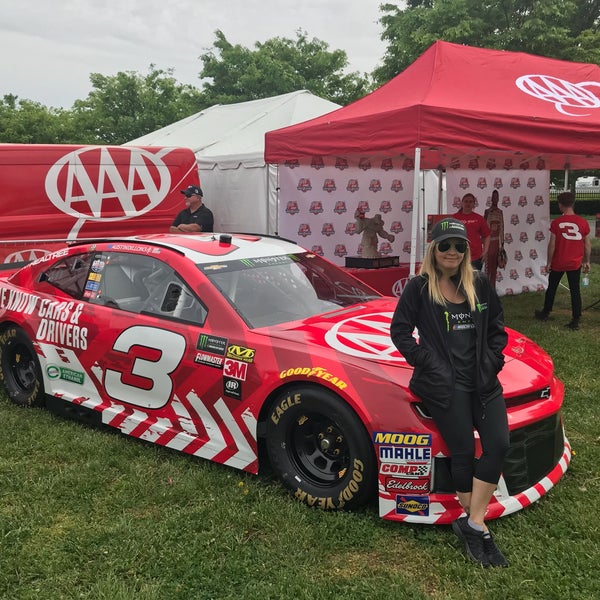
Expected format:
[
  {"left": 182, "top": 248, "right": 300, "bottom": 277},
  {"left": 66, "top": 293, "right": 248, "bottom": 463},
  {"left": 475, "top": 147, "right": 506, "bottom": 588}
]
[{"left": 264, "top": 41, "right": 600, "bottom": 171}]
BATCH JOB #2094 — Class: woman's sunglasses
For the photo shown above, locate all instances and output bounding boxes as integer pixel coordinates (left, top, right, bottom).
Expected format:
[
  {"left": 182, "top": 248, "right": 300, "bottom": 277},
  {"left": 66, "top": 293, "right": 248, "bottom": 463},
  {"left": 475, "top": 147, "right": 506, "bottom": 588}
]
[{"left": 436, "top": 240, "right": 468, "bottom": 253}]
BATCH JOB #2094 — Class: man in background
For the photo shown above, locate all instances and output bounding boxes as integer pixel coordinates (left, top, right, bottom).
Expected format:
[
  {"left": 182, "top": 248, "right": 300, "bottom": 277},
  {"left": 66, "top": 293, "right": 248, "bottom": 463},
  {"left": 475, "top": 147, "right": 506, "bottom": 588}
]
[
  {"left": 170, "top": 185, "right": 214, "bottom": 233},
  {"left": 453, "top": 193, "right": 490, "bottom": 270},
  {"left": 534, "top": 191, "right": 591, "bottom": 330}
]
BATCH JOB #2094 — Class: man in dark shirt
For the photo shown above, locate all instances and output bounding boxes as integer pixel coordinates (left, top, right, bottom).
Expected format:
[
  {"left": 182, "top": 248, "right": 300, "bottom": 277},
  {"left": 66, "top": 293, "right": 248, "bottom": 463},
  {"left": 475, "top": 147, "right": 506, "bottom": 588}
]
[{"left": 170, "top": 185, "right": 214, "bottom": 233}]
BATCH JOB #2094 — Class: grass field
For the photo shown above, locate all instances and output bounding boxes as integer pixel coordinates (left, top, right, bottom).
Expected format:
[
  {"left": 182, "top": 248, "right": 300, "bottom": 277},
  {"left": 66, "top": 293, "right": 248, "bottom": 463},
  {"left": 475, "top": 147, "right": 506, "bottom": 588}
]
[{"left": 1, "top": 277, "right": 599, "bottom": 599}]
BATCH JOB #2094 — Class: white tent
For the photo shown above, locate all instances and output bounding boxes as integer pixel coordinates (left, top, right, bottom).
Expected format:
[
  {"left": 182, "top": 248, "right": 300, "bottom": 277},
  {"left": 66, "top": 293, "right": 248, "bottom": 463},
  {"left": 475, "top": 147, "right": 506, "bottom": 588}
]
[{"left": 126, "top": 90, "right": 340, "bottom": 234}]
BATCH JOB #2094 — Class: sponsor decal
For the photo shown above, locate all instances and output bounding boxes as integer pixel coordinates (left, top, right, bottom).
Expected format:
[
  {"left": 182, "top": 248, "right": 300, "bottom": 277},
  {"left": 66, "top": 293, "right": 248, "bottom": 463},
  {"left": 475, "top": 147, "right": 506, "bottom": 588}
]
[
  {"left": 380, "top": 462, "right": 431, "bottom": 477},
  {"left": 196, "top": 334, "right": 228, "bottom": 355},
  {"left": 385, "top": 477, "right": 430, "bottom": 494},
  {"left": 223, "top": 358, "right": 248, "bottom": 381},
  {"left": 373, "top": 432, "right": 431, "bottom": 446},
  {"left": 226, "top": 344, "right": 255, "bottom": 363},
  {"left": 396, "top": 495, "right": 429, "bottom": 516},
  {"left": 224, "top": 377, "right": 242, "bottom": 400},
  {"left": 194, "top": 352, "right": 224, "bottom": 368},
  {"left": 279, "top": 366, "right": 347, "bottom": 390},
  {"left": 46, "top": 365, "right": 85, "bottom": 384},
  {"left": 379, "top": 446, "right": 431, "bottom": 462}
]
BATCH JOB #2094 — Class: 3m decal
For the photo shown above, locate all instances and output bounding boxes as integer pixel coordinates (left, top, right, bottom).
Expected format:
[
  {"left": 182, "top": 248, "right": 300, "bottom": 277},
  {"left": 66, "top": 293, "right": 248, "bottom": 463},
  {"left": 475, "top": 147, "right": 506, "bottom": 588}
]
[{"left": 223, "top": 358, "right": 248, "bottom": 381}]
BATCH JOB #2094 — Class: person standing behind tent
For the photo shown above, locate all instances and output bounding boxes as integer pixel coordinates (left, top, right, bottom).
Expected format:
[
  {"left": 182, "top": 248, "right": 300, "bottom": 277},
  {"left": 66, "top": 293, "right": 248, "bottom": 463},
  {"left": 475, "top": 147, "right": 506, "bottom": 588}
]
[
  {"left": 454, "top": 193, "right": 491, "bottom": 270},
  {"left": 534, "top": 191, "right": 591, "bottom": 330},
  {"left": 484, "top": 190, "right": 505, "bottom": 288},
  {"left": 170, "top": 185, "right": 214, "bottom": 233}
]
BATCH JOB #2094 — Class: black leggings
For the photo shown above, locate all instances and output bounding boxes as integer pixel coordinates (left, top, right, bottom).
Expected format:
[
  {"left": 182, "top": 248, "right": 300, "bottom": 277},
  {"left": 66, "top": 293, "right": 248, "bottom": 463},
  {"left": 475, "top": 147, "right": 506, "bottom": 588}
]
[{"left": 427, "top": 390, "right": 510, "bottom": 493}]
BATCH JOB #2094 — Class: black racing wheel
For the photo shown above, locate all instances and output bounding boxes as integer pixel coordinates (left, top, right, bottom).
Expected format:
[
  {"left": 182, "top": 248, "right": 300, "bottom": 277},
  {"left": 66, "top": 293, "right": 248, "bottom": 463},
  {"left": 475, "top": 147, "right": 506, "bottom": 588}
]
[
  {"left": 265, "top": 386, "right": 377, "bottom": 510},
  {"left": 0, "top": 326, "right": 45, "bottom": 407}
]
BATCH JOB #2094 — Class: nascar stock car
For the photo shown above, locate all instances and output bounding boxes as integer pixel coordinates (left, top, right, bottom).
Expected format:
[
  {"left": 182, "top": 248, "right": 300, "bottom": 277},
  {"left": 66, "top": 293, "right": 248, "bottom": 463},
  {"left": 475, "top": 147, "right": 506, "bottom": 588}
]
[{"left": 0, "top": 233, "right": 570, "bottom": 523}]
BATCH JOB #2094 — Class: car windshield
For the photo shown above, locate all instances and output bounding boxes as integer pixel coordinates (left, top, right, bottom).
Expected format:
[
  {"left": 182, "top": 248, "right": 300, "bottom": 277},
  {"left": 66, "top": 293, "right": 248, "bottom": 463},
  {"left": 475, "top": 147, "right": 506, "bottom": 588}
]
[{"left": 201, "top": 252, "right": 380, "bottom": 328}]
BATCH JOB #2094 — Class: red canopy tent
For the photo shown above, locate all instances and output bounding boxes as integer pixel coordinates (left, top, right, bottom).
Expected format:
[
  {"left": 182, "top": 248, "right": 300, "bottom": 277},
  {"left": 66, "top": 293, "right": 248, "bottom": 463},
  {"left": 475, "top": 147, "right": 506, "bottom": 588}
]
[{"left": 265, "top": 41, "right": 600, "bottom": 171}]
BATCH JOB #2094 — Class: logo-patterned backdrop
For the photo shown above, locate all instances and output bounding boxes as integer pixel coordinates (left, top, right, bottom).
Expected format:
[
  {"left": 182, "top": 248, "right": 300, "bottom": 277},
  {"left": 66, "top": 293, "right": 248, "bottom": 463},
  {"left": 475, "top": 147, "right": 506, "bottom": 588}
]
[
  {"left": 277, "top": 157, "right": 420, "bottom": 266},
  {"left": 277, "top": 158, "right": 550, "bottom": 297},
  {"left": 446, "top": 169, "right": 550, "bottom": 296}
]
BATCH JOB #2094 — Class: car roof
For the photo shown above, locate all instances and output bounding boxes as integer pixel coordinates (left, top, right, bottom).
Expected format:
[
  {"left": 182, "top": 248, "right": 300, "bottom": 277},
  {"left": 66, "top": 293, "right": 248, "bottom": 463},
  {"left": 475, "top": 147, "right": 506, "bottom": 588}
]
[{"left": 79, "top": 233, "right": 308, "bottom": 264}]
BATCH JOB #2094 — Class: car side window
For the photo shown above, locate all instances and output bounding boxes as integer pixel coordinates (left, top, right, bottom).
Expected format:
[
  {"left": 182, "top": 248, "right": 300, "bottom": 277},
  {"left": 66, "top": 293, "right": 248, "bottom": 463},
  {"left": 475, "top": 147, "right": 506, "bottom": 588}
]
[
  {"left": 38, "top": 253, "right": 93, "bottom": 299},
  {"left": 86, "top": 252, "right": 207, "bottom": 325}
]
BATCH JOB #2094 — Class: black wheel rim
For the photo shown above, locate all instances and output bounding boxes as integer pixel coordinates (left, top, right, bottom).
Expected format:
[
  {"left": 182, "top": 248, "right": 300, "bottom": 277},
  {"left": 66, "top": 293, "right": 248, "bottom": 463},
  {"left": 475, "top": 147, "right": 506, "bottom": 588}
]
[
  {"left": 6, "top": 339, "right": 38, "bottom": 393},
  {"left": 288, "top": 412, "right": 351, "bottom": 485}
]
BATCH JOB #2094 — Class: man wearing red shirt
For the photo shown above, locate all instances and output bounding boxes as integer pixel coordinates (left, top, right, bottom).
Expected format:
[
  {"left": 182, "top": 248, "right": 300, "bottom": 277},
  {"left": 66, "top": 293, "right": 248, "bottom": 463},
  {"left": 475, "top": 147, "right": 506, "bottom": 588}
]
[
  {"left": 534, "top": 191, "right": 591, "bottom": 330},
  {"left": 453, "top": 193, "right": 491, "bottom": 270}
]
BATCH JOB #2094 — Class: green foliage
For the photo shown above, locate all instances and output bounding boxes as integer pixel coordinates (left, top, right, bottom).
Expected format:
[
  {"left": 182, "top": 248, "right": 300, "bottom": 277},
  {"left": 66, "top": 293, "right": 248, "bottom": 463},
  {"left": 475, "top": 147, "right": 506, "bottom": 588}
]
[
  {"left": 70, "top": 66, "right": 205, "bottom": 145},
  {"left": 376, "top": 0, "right": 600, "bottom": 83},
  {"left": 0, "top": 95, "right": 78, "bottom": 144},
  {"left": 199, "top": 30, "right": 373, "bottom": 107},
  {"left": 0, "top": 280, "right": 599, "bottom": 598}
]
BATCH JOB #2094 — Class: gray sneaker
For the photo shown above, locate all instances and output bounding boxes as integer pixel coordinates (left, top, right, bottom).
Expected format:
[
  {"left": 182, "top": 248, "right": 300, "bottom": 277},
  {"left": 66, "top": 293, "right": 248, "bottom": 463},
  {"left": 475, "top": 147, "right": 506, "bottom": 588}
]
[{"left": 452, "top": 517, "right": 490, "bottom": 567}]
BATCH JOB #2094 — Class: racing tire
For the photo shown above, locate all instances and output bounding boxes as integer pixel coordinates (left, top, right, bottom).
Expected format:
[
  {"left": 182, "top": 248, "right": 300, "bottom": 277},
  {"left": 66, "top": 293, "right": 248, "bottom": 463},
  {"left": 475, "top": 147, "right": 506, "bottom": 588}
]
[
  {"left": 266, "top": 386, "right": 377, "bottom": 511},
  {"left": 0, "top": 326, "right": 45, "bottom": 407}
]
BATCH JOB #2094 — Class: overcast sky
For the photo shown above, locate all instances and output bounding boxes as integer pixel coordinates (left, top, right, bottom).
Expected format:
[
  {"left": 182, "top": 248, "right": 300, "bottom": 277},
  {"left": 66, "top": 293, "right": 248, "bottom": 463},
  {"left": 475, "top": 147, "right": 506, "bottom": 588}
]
[{"left": 0, "top": 0, "right": 388, "bottom": 108}]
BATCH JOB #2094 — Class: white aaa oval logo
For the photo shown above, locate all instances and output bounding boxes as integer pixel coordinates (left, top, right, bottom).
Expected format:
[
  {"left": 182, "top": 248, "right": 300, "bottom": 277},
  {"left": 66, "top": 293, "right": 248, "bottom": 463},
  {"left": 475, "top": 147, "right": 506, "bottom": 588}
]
[
  {"left": 45, "top": 146, "right": 171, "bottom": 221},
  {"left": 324, "top": 312, "right": 406, "bottom": 362},
  {"left": 516, "top": 74, "right": 600, "bottom": 116}
]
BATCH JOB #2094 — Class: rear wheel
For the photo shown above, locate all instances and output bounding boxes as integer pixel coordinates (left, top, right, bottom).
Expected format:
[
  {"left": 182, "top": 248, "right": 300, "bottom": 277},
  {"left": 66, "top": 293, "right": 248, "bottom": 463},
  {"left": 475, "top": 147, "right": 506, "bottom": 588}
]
[
  {"left": 266, "top": 386, "right": 377, "bottom": 510},
  {"left": 0, "top": 326, "right": 45, "bottom": 407}
]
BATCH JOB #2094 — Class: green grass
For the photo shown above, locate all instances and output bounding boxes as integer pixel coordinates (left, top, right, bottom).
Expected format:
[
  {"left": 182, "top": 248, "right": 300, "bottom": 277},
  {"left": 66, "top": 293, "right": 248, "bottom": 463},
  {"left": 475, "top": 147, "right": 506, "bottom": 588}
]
[{"left": 1, "top": 279, "right": 600, "bottom": 599}]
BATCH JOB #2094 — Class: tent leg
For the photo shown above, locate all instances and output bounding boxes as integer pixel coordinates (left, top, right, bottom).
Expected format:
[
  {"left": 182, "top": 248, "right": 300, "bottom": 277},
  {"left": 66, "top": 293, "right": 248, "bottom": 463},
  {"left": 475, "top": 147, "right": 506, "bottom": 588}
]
[{"left": 409, "top": 148, "right": 422, "bottom": 277}]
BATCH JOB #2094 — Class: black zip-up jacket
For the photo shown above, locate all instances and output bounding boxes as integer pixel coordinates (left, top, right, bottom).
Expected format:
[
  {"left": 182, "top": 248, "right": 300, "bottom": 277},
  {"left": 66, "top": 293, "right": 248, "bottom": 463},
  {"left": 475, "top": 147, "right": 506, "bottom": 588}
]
[{"left": 390, "top": 271, "right": 508, "bottom": 410}]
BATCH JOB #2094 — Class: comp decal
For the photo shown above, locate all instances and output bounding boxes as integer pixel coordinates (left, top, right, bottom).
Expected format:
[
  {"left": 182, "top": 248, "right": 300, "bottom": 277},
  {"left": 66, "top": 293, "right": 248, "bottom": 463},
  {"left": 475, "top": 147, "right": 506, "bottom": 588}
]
[{"left": 374, "top": 432, "right": 432, "bottom": 478}]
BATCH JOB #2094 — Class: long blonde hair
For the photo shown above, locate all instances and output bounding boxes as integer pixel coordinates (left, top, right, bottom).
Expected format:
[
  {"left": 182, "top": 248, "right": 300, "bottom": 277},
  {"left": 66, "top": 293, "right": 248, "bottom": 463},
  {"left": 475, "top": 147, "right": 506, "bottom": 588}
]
[{"left": 419, "top": 241, "right": 478, "bottom": 310}]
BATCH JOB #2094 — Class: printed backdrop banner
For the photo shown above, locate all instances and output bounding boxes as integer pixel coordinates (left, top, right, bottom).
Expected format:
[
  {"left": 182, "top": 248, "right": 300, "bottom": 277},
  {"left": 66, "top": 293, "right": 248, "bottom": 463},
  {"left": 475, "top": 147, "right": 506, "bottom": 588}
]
[
  {"left": 446, "top": 169, "right": 550, "bottom": 296},
  {"left": 277, "top": 157, "right": 421, "bottom": 266}
]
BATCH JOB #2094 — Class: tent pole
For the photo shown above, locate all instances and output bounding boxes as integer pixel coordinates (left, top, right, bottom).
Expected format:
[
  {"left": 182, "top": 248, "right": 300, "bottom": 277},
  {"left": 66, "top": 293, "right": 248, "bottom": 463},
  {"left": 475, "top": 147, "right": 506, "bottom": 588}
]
[
  {"left": 409, "top": 148, "right": 422, "bottom": 277},
  {"left": 563, "top": 168, "right": 569, "bottom": 191}
]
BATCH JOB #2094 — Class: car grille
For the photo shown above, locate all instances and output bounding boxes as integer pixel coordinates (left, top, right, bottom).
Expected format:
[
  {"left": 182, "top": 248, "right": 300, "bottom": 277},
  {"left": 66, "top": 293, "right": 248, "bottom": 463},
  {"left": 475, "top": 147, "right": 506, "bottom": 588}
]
[{"left": 432, "top": 413, "right": 564, "bottom": 495}]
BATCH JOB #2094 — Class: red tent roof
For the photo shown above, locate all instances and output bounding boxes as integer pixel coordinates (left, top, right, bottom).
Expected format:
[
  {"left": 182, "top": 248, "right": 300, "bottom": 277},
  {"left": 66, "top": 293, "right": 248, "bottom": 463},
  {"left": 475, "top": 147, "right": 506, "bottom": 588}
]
[{"left": 265, "top": 41, "right": 600, "bottom": 170}]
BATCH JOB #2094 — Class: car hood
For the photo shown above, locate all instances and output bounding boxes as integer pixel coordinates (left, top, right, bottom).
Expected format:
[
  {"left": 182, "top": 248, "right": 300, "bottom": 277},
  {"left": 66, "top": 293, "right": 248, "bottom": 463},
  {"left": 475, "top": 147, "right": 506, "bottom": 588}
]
[{"left": 257, "top": 299, "right": 556, "bottom": 395}]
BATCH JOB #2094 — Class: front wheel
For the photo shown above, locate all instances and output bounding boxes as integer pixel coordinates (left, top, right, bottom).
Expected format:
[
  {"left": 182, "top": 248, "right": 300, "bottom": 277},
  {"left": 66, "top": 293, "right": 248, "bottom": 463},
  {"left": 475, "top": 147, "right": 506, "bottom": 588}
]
[
  {"left": 0, "top": 326, "right": 45, "bottom": 407},
  {"left": 265, "top": 386, "right": 377, "bottom": 510}
]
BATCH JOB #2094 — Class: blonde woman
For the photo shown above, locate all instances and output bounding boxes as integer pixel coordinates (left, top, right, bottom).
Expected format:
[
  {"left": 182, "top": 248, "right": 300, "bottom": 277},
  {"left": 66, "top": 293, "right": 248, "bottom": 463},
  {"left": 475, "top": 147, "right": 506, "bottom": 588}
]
[{"left": 391, "top": 218, "right": 509, "bottom": 567}]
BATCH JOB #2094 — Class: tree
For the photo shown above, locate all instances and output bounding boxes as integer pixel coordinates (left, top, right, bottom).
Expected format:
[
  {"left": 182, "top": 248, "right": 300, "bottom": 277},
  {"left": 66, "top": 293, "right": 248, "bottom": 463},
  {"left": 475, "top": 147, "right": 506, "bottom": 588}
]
[
  {"left": 0, "top": 94, "right": 76, "bottom": 143},
  {"left": 198, "top": 30, "right": 372, "bottom": 106},
  {"left": 70, "top": 66, "right": 205, "bottom": 145},
  {"left": 375, "top": 0, "right": 600, "bottom": 84}
]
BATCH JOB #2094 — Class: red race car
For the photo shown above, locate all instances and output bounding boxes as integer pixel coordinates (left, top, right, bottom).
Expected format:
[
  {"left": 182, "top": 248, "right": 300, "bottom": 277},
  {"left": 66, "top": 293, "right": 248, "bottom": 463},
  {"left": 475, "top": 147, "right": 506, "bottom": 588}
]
[{"left": 0, "top": 233, "right": 570, "bottom": 523}]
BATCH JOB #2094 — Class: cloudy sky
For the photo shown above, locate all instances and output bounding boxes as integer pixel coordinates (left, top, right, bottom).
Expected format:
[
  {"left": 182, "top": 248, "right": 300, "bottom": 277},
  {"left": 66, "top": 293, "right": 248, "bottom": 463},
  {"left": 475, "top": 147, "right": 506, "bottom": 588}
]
[{"left": 0, "top": 0, "right": 388, "bottom": 108}]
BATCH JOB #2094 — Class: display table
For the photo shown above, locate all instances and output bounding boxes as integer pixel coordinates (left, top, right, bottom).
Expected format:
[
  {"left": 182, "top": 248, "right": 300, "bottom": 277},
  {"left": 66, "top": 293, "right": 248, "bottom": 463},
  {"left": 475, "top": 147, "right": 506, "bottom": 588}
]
[{"left": 343, "top": 264, "right": 416, "bottom": 297}]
